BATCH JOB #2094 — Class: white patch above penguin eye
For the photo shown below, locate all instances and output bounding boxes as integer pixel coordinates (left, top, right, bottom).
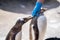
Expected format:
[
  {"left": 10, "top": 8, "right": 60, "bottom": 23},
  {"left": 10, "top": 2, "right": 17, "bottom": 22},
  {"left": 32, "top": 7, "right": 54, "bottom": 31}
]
[
  {"left": 17, "top": 17, "right": 24, "bottom": 21},
  {"left": 20, "top": 18, "right": 24, "bottom": 21}
]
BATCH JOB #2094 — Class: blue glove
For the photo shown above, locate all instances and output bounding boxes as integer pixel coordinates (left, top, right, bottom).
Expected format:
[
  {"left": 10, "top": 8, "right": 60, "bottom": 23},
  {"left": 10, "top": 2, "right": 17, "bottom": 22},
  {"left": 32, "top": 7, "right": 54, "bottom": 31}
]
[{"left": 32, "top": 2, "right": 42, "bottom": 17}]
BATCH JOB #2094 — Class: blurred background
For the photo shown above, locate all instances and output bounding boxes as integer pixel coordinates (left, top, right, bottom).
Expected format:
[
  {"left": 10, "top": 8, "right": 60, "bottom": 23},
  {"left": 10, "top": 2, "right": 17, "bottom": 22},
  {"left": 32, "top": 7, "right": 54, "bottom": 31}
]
[{"left": 0, "top": 0, "right": 60, "bottom": 40}]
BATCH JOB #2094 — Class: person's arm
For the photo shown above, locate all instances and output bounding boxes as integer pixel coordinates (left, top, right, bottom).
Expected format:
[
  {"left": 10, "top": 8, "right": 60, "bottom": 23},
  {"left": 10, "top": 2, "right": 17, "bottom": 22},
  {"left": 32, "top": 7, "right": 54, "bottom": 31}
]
[
  {"left": 37, "top": 0, "right": 44, "bottom": 3},
  {"left": 32, "top": 0, "right": 44, "bottom": 17}
]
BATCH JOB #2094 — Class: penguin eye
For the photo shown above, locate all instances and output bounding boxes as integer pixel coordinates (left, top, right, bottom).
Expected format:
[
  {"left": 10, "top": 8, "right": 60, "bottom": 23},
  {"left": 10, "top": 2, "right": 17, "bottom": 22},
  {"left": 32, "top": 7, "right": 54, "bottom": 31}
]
[{"left": 23, "top": 18, "right": 27, "bottom": 20}]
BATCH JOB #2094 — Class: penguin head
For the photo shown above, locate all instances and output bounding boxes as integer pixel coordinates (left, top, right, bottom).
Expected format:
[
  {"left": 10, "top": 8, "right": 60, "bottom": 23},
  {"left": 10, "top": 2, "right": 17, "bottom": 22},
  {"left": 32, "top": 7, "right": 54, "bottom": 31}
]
[
  {"left": 23, "top": 16, "right": 33, "bottom": 23},
  {"left": 40, "top": 8, "right": 47, "bottom": 14}
]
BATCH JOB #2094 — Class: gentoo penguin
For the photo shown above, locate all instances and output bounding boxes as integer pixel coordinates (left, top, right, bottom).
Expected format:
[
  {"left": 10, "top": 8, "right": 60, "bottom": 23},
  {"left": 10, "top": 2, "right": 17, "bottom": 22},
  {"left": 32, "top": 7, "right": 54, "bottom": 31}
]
[
  {"left": 29, "top": 8, "right": 47, "bottom": 40},
  {"left": 6, "top": 16, "right": 32, "bottom": 40}
]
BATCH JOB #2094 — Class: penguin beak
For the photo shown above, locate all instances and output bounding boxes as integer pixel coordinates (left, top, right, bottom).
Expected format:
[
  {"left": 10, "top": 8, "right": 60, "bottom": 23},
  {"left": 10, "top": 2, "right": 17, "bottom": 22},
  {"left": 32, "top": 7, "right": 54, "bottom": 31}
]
[{"left": 23, "top": 16, "right": 33, "bottom": 23}]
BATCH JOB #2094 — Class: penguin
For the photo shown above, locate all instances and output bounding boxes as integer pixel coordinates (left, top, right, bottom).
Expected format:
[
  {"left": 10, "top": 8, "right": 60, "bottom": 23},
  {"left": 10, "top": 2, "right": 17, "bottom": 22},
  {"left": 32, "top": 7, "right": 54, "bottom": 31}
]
[
  {"left": 29, "top": 8, "right": 47, "bottom": 40},
  {"left": 6, "top": 16, "right": 32, "bottom": 40}
]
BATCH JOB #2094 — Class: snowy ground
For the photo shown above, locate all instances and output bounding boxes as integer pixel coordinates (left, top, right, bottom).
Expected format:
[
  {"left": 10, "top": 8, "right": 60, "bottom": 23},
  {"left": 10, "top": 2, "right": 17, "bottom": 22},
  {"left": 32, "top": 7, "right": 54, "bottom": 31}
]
[{"left": 0, "top": 0, "right": 60, "bottom": 40}]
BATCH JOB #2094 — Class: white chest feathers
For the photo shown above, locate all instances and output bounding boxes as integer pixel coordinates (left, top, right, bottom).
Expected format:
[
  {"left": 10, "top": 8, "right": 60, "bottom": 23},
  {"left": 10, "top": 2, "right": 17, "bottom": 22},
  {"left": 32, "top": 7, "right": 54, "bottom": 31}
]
[{"left": 37, "top": 15, "right": 47, "bottom": 40}]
